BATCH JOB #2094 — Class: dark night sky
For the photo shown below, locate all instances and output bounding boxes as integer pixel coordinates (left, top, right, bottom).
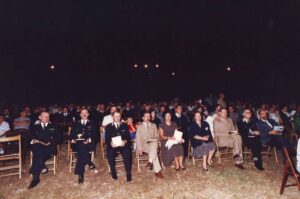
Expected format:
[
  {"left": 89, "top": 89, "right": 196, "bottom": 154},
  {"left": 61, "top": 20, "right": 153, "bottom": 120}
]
[{"left": 1, "top": 1, "right": 300, "bottom": 105}]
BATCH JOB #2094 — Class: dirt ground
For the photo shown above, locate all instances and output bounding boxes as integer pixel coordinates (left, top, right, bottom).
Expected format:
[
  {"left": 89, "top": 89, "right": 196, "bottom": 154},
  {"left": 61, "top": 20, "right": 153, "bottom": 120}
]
[{"left": 0, "top": 146, "right": 299, "bottom": 199}]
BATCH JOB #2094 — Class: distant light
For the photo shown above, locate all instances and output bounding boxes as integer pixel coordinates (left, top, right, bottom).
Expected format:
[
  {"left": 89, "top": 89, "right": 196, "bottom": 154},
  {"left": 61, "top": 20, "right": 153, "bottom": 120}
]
[
  {"left": 144, "top": 64, "right": 148, "bottom": 69},
  {"left": 171, "top": 72, "right": 176, "bottom": 76},
  {"left": 227, "top": 67, "right": 231, "bottom": 72},
  {"left": 134, "top": 64, "right": 138, "bottom": 68},
  {"left": 155, "top": 64, "right": 159, "bottom": 68},
  {"left": 50, "top": 65, "right": 55, "bottom": 70}
]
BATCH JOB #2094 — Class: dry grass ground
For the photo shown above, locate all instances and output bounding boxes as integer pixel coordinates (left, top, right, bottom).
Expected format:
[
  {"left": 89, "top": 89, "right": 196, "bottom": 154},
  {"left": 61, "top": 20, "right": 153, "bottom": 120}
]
[{"left": 0, "top": 146, "right": 299, "bottom": 199}]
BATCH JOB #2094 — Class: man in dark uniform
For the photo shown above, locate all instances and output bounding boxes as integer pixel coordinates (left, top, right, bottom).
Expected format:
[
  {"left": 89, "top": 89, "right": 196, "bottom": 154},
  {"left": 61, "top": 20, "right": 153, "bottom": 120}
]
[
  {"left": 70, "top": 109, "right": 96, "bottom": 184},
  {"left": 28, "top": 112, "right": 61, "bottom": 189},
  {"left": 172, "top": 105, "right": 189, "bottom": 158},
  {"left": 237, "top": 109, "right": 264, "bottom": 170},
  {"left": 56, "top": 107, "right": 73, "bottom": 144},
  {"left": 105, "top": 111, "right": 132, "bottom": 182}
]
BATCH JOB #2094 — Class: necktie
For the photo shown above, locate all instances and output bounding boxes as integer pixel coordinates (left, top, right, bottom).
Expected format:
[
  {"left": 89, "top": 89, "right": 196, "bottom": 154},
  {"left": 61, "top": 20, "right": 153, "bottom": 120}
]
[{"left": 42, "top": 123, "right": 45, "bottom": 130}]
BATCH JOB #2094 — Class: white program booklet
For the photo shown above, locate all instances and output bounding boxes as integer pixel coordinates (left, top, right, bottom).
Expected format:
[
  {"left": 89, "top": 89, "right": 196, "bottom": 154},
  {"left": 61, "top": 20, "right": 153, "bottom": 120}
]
[
  {"left": 174, "top": 130, "right": 183, "bottom": 141},
  {"left": 112, "top": 136, "right": 122, "bottom": 147},
  {"left": 274, "top": 126, "right": 284, "bottom": 132},
  {"left": 290, "top": 110, "right": 296, "bottom": 116}
]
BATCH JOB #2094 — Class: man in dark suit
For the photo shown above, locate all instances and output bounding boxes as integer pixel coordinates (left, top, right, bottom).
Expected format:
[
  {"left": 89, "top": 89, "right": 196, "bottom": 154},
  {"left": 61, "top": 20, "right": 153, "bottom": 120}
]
[
  {"left": 237, "top": 109, "right": 263, "bottom": 170},
  {"left": 172, "top": 105, "right": 189, "bottom": 158},
  {"left": 28, "top": 112, "right": 61, "bottom": 189},
  {"left": 70, "top": 109, "right": 96, "bottom": 184},
  {"left": 57, "top": 107, "right": 73, "bottom": 143},
  {"left": 256, "top": 109, "right": 293, "bottom": 160},
  {"left": 105, "top": 111, "right": 132, "bottom": 182}
]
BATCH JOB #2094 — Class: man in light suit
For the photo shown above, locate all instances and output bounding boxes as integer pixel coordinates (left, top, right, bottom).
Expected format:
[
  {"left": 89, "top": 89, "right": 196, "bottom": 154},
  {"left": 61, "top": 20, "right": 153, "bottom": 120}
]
[
  {"left": 136, "top": 111, "right": 163, "bottom": 178},
  {"left": 214, "top": 108, "right": 244, "bottom": 169}
]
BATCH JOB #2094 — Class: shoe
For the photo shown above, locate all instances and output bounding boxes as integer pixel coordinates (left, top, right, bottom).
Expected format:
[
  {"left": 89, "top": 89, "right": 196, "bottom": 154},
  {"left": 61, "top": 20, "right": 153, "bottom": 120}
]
[
  {"left": 78, "top": 176, "right": 84, "bottom": 184},
  {"left": 255, "top": 163, "right": 264, "bottom": 171},
  {"left": 175, "top": 168, "right": 180, "bottom": 171},
  {"left": 127, "top": 174, "right": 132, "bottom": 182},
  {"left": 112, "top": 174, "right": 118, "bottom": 180},
  {"left": 233, "top": 154, "right": 242, "bottom": 162},
  {"left": 180, "top": 167, "right": 187, "bottom": 171},
  {"left": 155, "top": 171, "right": 163, "bottom": 178},
  {"left": 235, "top": 164, "right": 245, "bottom": 170},
  {"left": 207, "top": 163, "right": 214, "bottom": 168},
  {"left": 28, "top": 180, "right": 40, "bottom": 189},
  {"left": 89, "top": 163, "right": 96, "bottom": 170},
  {"left": 146, "top": 162, "right": 153, "bottom": 170},
  {"left": 41, "top": 168, "right": 48, "bottom": 174},
  {"left": 203, "top": 168, "right": 208, "bottom": 172}
]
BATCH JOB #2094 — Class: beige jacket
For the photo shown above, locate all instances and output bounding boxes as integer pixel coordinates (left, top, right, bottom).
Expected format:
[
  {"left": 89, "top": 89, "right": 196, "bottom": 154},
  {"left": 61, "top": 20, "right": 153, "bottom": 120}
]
[{"left": 136, "top": 122, "right": 159, "bottom": 150}]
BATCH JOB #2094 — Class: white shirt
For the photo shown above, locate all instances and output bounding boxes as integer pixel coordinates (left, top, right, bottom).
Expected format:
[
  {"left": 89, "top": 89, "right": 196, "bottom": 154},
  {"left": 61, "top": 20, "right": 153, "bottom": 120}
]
[
  {"left": 175, "top": 113, "right": 181, "bottom": 118},
  {"left": 0, "top": 121, "right": 10, "bottom": 137},
  {"left": 113, "top": 122, "right": 121, "bottom": 128},
  {"left": 102, "top": 114, "right": 113, "bottom": 127},
  {"left": 41, "top": 123, "right": 48, "bottom": 128},
  {"left": 205, "top": 116, "right": 215, "bottom": 138},
  {"left": 81, "top": 119, "right": 88, "bottom": 125}
]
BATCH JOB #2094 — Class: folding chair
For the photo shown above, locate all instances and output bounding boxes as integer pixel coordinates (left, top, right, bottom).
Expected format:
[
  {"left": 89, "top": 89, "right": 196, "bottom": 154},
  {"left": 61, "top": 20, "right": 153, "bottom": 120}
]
[
  {"left": 99, "top": 127, "right": 107, "bottom": 160},
  {"left": 191, "top": 147, "right": 203, "bottom": 166},
  {"left": 243, "top": 146, "right": 252, "bottom": 160},
  {"left": 261, "top": 145, "right": 279, "bottom": 164},
  {"left": 137, "top": 152, "right": 149, "bottom": 172},
  {"left": 214, "top": 136, "right": 234, "bottom": 164},
  {"left": 107, "top": 152, "right": 124, "bottom": 172},
  {"left": 280, "top": 147, "right": 300, "bottom": 194},
  {"left": 30, "top": 151, "right": 57, "bottom": 175},
  {"left": 0, "top": 135, "right": 22, "bottom": 179},
  {"left": 68, "top": 141, "right": 95, "bottom": 173}
]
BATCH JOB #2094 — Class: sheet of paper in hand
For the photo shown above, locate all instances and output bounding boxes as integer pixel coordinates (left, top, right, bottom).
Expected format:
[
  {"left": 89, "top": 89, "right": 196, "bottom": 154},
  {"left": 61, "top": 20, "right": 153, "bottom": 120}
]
[
  {"left": 274, "top": 126, "right": 284, "bottom": 132},
  {"left": 229, "top": 130, "right": 238, "bottom": 135},
  {"left": 174, "top": 130, "right": 183, "bottom": 141},
  {"left": 112, "top": 136, "right": 122, "bottom": 147},
  {"left": 290, "top": 110, "right": 296, "bottom": 116}
]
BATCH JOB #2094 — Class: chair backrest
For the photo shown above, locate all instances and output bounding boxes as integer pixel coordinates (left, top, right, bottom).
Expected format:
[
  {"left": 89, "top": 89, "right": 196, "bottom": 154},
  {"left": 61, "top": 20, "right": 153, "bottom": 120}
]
[{"left": 0, "top": 135, "right": 21, "bottom": 143}]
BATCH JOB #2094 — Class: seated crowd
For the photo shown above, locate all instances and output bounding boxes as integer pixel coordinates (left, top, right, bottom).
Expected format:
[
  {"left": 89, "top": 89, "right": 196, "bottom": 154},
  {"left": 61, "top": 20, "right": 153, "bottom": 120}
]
[{"left": 0, "top": 92, "right": 299, "bottom": 189}]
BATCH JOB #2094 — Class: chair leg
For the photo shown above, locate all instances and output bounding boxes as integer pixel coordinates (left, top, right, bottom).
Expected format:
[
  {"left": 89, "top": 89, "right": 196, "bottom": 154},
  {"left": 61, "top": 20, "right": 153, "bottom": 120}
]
[
  {"left": 274, "top": 147, "right": 279, "bottom": 164},
  {"left": 69, "top": 154, "right": 73, "bottom": 173},
  {"left": 280, "top": 170, "right": 289, "bottom": 195},
  {"left": 217, "top": 150, "right": 221, "bottom": 164},
  {"left": 192, "top": 157, "right": 195, "bottom": 166},
  {"left": 137, "top": 156, "right": 141, "bottom": 173},
  {"left": 19, "top": 155, "right": 22, "bottom": 179},
  {"left": 54, "top": 156, "right": 56, "bottom": 175}
]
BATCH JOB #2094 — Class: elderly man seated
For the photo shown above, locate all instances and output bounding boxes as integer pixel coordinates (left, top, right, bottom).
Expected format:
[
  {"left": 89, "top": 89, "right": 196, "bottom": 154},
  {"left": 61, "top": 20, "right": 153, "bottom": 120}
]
[{"left": 213, "top": 108, "right": 244, "bottom": 169}]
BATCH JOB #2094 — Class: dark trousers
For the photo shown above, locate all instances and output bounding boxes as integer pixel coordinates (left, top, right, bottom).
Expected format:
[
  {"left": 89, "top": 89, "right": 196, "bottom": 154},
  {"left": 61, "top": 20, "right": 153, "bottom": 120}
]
[
  {"left": 30, "top": 145, "right": 55, "bottom": 181},
  {"left": 183, "top": 135, "right": 189, "bottom": 158},
  {"left": 72, "top": 143, "right": 93, "bottom": 177},
  {"left": 107, "top": 146, "right": 132, "bottom": 178},
  {"left": 245, "top": 137, "right": 262, "bottom": 166}
]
